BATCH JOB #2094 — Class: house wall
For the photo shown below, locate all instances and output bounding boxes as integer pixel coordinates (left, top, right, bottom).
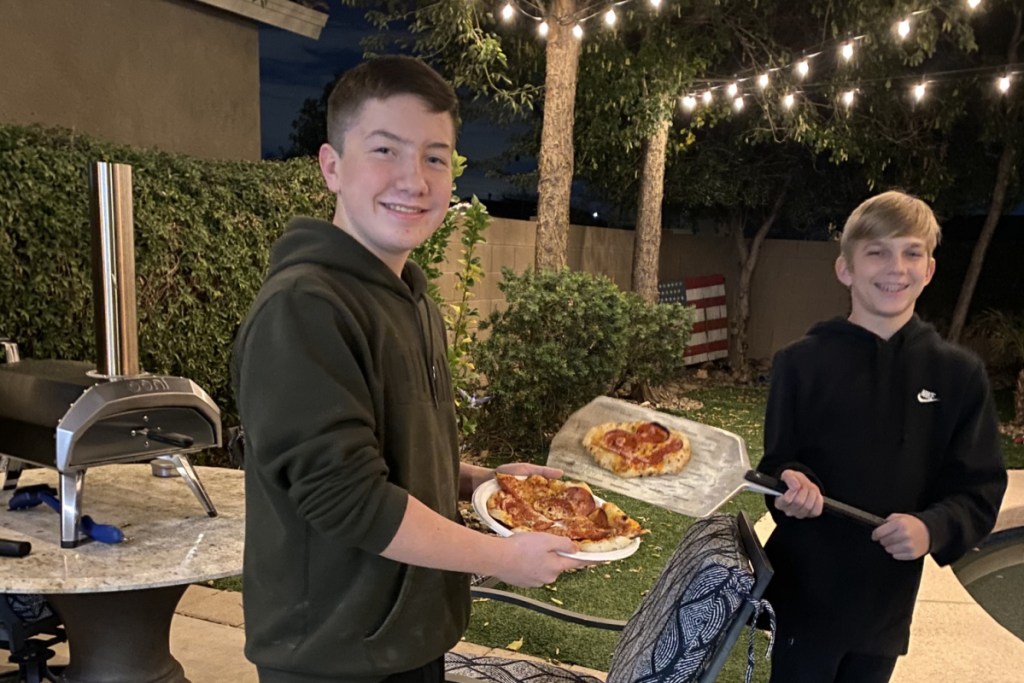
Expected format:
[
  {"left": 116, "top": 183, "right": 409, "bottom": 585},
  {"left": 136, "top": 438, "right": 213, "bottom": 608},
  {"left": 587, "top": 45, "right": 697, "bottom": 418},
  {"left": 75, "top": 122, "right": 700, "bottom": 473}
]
[
  {"left": 439, "top": 217, "right": 850, "bottom": 361},
  {"left": 0, "top": 0, "right": 260, "bottom": 161}
]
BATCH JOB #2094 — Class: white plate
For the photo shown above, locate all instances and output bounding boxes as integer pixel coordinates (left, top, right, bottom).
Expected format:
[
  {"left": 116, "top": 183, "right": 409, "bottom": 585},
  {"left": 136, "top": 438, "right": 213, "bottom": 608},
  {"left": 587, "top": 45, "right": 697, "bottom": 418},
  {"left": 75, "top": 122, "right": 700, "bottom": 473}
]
[{"left": 470, "top": 478, "right": 641, "bottom": 562}]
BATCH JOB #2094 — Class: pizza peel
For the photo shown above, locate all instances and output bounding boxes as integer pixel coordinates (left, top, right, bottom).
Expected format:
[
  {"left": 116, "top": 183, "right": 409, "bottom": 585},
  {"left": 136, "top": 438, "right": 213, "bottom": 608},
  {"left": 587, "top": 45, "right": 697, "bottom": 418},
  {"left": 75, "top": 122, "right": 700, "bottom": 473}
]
[{"left": 546, "top": 396, "right": 884, "bottom": 526}]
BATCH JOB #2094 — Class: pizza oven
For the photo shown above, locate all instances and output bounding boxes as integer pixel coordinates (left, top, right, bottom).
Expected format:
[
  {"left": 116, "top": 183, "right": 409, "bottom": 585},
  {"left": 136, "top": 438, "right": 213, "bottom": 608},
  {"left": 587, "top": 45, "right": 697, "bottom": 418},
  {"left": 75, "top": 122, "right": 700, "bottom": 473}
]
[{"left": 0, "top": 162, "right": 221, "bottom": 548}]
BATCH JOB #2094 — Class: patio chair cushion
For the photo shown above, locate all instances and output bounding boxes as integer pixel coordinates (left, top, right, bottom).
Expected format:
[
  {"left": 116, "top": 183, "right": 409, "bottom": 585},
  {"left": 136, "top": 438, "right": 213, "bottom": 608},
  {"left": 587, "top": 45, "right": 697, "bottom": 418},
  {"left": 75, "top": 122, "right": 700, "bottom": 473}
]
[
  {"left": 606, "top": 514, "right": 773, "bottom": 683},
  {"left": 445, "top": 652, "right": 604, "bottom": 683}
]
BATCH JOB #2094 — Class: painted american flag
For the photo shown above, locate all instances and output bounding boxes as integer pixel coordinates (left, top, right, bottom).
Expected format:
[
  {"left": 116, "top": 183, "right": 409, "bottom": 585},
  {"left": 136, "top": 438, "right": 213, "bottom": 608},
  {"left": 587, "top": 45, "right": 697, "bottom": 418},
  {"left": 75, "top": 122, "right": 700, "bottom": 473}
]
[{"left": 658, "top": 274, "right": 729, "bottom": 365}]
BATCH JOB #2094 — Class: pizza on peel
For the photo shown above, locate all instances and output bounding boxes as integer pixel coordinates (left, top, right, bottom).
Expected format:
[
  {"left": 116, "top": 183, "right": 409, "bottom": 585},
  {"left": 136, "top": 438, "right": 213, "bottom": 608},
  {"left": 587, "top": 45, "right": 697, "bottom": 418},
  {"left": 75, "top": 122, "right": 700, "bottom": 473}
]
[
  {"left": 485, "top": 473, "right": 648, "bottom": 553},
  {"left": 583, "top": 420, "right": 691, "bottom": 478}
]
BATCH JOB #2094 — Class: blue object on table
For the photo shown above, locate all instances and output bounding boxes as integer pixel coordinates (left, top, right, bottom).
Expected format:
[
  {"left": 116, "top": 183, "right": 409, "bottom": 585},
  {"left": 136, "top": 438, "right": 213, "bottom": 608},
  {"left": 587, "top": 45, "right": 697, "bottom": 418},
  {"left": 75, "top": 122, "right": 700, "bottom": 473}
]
[{"left": 8, "top": 484, "right": 124, "bottom": 544}]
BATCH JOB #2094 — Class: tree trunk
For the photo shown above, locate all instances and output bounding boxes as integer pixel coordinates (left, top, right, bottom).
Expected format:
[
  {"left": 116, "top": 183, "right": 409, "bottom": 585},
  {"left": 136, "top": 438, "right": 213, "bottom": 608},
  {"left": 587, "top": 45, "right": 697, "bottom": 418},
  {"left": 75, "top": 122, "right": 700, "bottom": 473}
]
[
  {"left": 631, "top": 117, "right": 671, "bottom": 303},
  {"left": 948, "top": 9, "right": 1020, "bottom": 343},
  {"left": 1015, "top": 366, "right": 1024, "bottom": 426},
  {"left": 946, "top": 142, "right": 1016, "bottom": 343},
  {"left": 534, "top": 0, "right": 581, "bottom": 272},
  {"left": 730, "top": 180, "right": 790, "bottom": 382}
]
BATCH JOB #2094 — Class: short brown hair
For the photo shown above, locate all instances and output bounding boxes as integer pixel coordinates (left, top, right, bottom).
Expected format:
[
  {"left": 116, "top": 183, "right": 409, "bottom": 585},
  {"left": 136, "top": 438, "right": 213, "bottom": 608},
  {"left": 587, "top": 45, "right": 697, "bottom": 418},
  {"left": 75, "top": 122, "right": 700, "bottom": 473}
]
[
  {"left": 325, "top": 56, "right": 459, "bottom": 152},
  {"left": 840, "top": 190, "right": 941, "bottom": 261}
]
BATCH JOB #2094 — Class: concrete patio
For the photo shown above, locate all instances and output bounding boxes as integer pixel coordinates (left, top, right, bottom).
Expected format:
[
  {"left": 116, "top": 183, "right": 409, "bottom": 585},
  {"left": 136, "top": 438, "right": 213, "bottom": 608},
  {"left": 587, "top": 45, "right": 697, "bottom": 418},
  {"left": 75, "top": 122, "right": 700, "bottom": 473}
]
[{"left": 3, "top": 470, "right": 1020, "bottom": 682}]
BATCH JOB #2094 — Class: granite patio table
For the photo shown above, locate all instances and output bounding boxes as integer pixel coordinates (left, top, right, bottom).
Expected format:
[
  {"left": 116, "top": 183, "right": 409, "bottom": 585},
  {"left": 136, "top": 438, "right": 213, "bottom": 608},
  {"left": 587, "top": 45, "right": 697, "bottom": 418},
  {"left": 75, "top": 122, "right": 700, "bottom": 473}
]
[{"left": 0, "top": 463, "right": 244, "bottom": 683}]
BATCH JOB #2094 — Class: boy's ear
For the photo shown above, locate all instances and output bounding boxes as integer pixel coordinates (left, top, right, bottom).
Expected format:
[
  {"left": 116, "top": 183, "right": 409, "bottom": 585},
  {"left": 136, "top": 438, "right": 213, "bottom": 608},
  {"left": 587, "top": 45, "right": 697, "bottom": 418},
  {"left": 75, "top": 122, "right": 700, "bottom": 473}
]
[
  {"left": 835, "top": 255, "right": 853, "bottom": 287},
  {"left": 318, "top": 143, "right": 342, "bottom": 194},
  {"left": 924, "top": 256, "right": 936, "bottom": 285}
]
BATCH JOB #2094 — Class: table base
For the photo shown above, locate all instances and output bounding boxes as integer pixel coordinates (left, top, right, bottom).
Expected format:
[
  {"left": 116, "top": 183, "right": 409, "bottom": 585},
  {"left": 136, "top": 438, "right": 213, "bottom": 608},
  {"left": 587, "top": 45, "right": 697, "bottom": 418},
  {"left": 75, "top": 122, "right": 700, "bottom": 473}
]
[{"left": 48, "top": 585, "right": 191, "bottom": 683}]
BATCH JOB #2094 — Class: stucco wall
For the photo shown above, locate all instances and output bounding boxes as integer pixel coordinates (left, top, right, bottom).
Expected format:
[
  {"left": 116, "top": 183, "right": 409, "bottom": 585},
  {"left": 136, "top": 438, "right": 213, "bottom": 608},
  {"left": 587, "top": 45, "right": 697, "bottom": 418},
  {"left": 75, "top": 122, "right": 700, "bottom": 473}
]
[
  {"left": 0, "top": 0, "right": 260, "bottom": 161},
  {"left": 440, "top": 218, "right": 850, "bottom": 361}
]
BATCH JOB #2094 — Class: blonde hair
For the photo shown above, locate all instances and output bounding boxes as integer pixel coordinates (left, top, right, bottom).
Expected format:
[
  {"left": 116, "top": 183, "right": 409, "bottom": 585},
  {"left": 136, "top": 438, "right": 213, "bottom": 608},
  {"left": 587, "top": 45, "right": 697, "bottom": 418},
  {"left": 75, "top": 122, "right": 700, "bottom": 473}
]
[{"left": 839, "top": 191, "right": 941, "bottom": 262}]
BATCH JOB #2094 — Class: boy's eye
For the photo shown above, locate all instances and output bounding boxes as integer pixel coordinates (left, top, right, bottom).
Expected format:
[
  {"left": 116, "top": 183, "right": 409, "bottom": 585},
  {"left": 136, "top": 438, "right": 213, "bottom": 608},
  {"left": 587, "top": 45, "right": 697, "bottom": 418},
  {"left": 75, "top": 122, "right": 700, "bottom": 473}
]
[
  {"left": 427, "top": 155, "right": 449, "bottom": 167},
  {"left": 372, "top": 147, "right": 393, "bottom": 155}
]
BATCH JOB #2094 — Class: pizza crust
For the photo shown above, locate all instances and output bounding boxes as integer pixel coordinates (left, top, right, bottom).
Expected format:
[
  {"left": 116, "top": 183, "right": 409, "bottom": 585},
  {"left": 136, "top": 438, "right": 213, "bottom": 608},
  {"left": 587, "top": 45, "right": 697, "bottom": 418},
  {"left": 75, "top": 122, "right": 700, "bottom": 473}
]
[{"left": 583, "top": 421, "right": 692, "bottom": 478}]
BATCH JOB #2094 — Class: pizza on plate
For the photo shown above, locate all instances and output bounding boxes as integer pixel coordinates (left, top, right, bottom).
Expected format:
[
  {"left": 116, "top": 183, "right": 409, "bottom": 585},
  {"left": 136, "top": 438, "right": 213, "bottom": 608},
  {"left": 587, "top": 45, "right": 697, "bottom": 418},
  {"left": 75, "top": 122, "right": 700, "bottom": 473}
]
[
  {"left": 485, "top": 473, "right": 648, "bottom": 553},
  {"left": 583, "top": 420, "right": 691, "bottom": 478}
]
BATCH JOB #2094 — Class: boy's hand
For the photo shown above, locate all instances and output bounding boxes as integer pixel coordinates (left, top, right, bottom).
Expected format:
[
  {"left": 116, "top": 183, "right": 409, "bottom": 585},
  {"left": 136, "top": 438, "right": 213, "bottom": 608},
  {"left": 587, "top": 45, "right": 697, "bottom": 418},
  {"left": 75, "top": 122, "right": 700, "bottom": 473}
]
[
  {"left": 774, "top": 469, "right": 824, "bottom": 519},
  {"left": 492, "top": 532, "right": 592, "bottom": 587},
  {"left": 871, "top": 514, "right": 930, "bottom": 561}
]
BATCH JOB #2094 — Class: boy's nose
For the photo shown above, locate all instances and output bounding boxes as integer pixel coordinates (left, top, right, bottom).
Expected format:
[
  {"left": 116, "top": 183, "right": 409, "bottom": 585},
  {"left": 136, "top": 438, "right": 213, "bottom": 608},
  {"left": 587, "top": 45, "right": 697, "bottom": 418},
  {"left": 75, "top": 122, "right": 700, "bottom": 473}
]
[{"left": 397, "top": 159, "right": 428, "bottom": 194}]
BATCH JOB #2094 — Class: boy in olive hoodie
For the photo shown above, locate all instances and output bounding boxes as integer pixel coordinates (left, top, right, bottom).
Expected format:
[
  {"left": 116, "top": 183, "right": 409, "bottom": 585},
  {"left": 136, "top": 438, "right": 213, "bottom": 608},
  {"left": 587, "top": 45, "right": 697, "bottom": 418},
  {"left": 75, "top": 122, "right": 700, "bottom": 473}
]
[
  {"left": 757, "top": 191, "right": 1006, "bottom": 683},
  {"left": 233, "top": 56, "right": 590, "bottom": 683}
]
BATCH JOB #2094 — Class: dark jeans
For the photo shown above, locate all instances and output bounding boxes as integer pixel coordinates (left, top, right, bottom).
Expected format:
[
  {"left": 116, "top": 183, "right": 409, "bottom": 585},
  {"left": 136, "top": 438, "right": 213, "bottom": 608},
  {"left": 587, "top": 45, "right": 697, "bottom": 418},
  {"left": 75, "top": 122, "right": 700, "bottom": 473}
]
[{"left": 769, "top": 633, "right": 898, "bottom": 683}]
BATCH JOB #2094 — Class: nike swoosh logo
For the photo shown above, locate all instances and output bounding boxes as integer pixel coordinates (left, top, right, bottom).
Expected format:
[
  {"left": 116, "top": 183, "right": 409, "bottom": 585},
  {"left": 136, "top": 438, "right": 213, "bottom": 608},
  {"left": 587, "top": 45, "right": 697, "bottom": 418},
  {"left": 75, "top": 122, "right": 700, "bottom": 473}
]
[{"left": 917, "top": 389, "right": 940, "bottom": 404}]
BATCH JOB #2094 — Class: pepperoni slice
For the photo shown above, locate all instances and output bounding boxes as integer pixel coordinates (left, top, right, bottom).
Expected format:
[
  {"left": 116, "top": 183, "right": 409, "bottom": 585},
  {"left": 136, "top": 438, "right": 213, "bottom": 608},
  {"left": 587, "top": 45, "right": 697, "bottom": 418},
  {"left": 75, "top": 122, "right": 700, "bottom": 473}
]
[
  {"left": 634, "top": 421, "right": 670, "bottom": 443},
  {"left": 602, "top": 429, "right": 639, "bottom": 456}
]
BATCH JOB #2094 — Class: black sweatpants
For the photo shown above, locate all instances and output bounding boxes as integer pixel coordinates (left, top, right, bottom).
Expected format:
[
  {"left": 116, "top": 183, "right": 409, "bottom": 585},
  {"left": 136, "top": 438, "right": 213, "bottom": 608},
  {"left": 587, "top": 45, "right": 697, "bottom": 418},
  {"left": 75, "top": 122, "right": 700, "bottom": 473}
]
[
  {"left": 382, "top": 657, "right": 444, "bottom": 683},
  {"left": 769, "top": 633, "right": 898, "bottom": 683}
]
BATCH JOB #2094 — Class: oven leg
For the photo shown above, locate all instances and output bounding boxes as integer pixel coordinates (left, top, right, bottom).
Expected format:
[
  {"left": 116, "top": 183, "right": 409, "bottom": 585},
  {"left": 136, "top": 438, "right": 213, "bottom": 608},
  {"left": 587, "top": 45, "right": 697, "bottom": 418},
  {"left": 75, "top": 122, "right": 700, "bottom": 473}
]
[
  {"left": 48, "top": 584, "right": 190, "bottom": 683},
  {"left": 168, "top": 455, "right": 217, "bottom": 518},
  {"left": 58, "top": 471, "right": 85, "bottom": 549},
  {"left": 0, "top": 455, "right": 23, "bottom": 491}
]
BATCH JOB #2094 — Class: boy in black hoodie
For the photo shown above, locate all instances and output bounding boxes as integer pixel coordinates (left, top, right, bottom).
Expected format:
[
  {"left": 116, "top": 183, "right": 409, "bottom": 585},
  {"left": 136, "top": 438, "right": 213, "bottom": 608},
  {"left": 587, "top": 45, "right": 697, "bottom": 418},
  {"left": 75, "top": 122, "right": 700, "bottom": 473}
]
[
  {"left": 233, "top": 57, "right": 591, "bottom": 683},
  {"left": 756, "top": 191, "right": 1006, "bottom": 683}
]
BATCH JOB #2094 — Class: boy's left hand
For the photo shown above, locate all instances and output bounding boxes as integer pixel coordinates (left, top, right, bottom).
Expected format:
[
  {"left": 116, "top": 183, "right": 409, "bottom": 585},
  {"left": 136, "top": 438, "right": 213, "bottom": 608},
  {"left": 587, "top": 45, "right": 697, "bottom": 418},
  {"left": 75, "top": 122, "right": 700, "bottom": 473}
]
[{"left": 871, "top": 514, "right": 930, "bottom": 561}]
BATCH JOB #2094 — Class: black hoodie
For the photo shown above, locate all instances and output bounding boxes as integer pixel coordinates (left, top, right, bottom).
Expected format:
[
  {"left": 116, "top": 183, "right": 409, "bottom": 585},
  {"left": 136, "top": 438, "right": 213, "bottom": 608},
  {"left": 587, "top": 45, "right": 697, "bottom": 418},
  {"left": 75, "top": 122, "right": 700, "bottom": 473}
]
[
  {"left": 757, "top": 315, "right": 1006, "bottom": 655},
  {"left": 232, "top": 217, "right": 468, "bottom": 682}
]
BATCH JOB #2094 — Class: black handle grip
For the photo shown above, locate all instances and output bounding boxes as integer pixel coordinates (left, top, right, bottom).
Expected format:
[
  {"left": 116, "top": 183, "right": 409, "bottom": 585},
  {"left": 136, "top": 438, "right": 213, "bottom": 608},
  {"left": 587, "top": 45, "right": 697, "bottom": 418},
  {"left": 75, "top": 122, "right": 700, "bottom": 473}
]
[
  {"left": 144, "top": 430, "right": 194, "bottom": 448},
  {"left": 744, "top": 470, "right": 887, "bottom": 528},
  {"left": 0, "top": 539, "right": 31, "bottom": 558}
]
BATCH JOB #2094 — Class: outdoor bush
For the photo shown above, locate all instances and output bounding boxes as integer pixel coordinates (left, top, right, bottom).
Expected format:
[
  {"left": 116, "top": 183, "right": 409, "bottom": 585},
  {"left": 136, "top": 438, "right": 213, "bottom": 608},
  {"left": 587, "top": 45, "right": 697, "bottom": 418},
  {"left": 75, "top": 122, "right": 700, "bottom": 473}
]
[
  {"left": 616, "top": 293, "right": 696, "bottom": 393},
  {"left": 473, "top": 268, "right": 695, "bottom": 457},
  {"left": 0, "top": 124, "right": 485, "bottom": 460}
]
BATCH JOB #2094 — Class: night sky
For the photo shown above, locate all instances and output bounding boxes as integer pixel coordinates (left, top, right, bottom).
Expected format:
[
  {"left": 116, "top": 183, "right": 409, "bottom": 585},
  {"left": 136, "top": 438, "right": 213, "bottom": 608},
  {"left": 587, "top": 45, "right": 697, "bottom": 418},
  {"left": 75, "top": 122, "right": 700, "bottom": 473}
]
[{"left": 258, "top": 5, "right": 524, "bottom": 202}]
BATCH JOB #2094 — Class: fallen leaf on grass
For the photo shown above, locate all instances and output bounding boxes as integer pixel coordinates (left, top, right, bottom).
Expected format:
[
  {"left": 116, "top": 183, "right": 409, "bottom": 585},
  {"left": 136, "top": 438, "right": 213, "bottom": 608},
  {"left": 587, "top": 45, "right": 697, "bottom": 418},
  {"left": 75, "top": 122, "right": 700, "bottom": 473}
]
[
  {"left": 506, "top": 638, "right": 524, "bottom": 651},
  {"left": 550, "top": 597, "right": 564, "bottom": 605}
]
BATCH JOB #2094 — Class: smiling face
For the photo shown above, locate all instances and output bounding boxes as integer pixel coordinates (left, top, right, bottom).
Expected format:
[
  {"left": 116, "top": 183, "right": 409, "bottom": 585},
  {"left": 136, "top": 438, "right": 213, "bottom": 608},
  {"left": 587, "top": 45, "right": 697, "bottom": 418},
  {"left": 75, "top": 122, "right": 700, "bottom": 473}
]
[
  {"left": 836, "top": 236, "right": 936, "bottom": 339},
  {"left": 318, "top": 94, "right": 454, "bottom": 275}
]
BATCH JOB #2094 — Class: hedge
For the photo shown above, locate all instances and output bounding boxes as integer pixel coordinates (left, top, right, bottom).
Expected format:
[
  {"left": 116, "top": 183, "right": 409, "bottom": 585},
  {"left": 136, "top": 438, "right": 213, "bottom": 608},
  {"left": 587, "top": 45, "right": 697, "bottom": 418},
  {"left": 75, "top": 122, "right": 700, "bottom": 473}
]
[{"left": 0, "top": 123, "right": 334, "bottom": 442}]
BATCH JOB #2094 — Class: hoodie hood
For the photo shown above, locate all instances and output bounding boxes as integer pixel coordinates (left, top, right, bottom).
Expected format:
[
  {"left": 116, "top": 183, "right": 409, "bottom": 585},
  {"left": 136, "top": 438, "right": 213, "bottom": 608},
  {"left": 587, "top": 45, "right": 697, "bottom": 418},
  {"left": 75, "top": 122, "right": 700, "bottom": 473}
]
[
  {"left": 268, "top": 216, "right": 428, "bottom": 301},
  {"left": 806, "top": 314, "right": 936, "bottom": 349}
]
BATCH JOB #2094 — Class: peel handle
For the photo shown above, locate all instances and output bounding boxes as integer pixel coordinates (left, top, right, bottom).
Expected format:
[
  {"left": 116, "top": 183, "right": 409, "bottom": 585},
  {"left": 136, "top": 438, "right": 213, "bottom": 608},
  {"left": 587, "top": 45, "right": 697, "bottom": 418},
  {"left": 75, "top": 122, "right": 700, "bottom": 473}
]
[
  {"left": 0, "top": 538, "right": 31, "bottom": 557},
  {"left": 744, "top": 470, "right": 887, "bottom": 528}
]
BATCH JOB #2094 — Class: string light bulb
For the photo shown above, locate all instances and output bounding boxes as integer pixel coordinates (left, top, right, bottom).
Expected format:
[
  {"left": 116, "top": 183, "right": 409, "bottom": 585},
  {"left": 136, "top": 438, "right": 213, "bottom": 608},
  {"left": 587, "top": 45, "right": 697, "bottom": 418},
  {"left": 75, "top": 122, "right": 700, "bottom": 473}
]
[
  {"left": 650, "top": 0, "right": 662, "bottom": 7},
  {"left": 840, "top": 42, "right": 855, "bottom": 62},
  {"left": 733, "top": 96, "right": 745, "bottom": 112},
  {"left": 727, "top": 82, "right": 739, "bottom": 97},
  {"left": 701, "top": 91, "right": 713, "bottom": 105},
  {"left": 501, "top": 2, "right": 514, "bottom": 21},
  {"left": 758, "top": 73, "right": 770, "bottom": 89},
  {"left": 897, "top": 19, "right": 911, "bottom": 39},
  {"left": 604, "top": 9, "right": 617, "bottom": 27},
  {"left": 572, "top": 23, "right": 583, "bottom": 39},
  {"left": 782, "top": 93, "right": 796, "bottom": 110},
  {"left": 841, "top": 89, "right": 856, "bottom": 107},
  {"left": 795, "top": 60, "right": 810, "bottom": 79},
  {"left": 967, "top": 0, "right": 982, "bottom": 9},
  {"left": 913, "top": 82, "right": 928, "bottom": 101},
  {"left": 538, "top": 21, "right": 549, "bottom": 38},
  {"left": 681, "top": 95, "right": 697, "bottom": 111},
  {"left": 998, "top": 75, "right": 1012, "bottom": 93}
]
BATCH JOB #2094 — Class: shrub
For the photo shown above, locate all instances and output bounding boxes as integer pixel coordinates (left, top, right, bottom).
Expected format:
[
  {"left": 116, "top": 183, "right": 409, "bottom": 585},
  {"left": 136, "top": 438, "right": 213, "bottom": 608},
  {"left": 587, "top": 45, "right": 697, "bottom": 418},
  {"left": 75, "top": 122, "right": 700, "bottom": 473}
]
[{"left": 472, "top": 268, "right": 694, "bottom": 457}]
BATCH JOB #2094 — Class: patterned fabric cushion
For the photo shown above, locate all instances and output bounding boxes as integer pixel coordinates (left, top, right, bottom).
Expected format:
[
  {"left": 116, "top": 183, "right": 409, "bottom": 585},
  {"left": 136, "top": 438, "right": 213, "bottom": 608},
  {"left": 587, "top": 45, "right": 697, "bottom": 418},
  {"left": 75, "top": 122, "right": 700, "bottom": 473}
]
[
  {"left": 445, "top": 652, "right": 604, "bottom": 683},
  {"left": 606, "top": 515, "right": 773, "bottom": 683}
]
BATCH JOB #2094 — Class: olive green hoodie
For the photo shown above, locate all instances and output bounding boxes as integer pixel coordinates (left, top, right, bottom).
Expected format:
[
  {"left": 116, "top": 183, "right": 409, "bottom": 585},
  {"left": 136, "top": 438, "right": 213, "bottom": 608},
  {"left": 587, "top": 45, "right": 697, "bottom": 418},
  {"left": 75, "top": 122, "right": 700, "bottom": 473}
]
[{"left": 232, "top": 217, "right": 468, "bottom": 682}]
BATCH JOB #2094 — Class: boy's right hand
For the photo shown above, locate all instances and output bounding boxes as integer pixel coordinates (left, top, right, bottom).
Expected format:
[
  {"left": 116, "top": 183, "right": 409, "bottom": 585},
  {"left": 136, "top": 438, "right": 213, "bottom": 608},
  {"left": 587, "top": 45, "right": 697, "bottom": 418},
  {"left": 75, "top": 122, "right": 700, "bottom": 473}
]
[
  {"left": 774, "top": 469, "right": 824, "bottom": 519},
  {"left": 491, "top": 532, "right": 594, "bottom": 587}
]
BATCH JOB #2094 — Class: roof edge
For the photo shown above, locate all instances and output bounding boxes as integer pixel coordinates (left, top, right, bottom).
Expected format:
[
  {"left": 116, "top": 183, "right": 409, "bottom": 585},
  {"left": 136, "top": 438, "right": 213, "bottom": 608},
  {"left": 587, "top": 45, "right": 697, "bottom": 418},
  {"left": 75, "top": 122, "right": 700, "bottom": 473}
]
[{"left": 191, "top": 0, "right": 328, "bottom": 39}]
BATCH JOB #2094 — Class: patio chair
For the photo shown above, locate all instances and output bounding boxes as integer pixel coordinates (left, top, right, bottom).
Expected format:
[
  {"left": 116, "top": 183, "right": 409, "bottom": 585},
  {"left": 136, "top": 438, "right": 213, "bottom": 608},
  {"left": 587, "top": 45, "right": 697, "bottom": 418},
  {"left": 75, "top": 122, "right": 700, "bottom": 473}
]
[
  {"left": 0, "top": 594, "right": 65, "bottom": 683},
  {"left": 446, "top": 512, "right": 774, "bottom": 683}
]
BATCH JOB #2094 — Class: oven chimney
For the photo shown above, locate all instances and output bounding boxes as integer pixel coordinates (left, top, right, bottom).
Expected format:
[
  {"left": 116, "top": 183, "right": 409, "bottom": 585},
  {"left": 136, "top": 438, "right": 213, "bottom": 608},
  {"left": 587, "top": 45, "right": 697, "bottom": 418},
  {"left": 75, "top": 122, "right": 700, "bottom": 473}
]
[{"left": 89, "top": 161, "right": 140, "bottom": 377}]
